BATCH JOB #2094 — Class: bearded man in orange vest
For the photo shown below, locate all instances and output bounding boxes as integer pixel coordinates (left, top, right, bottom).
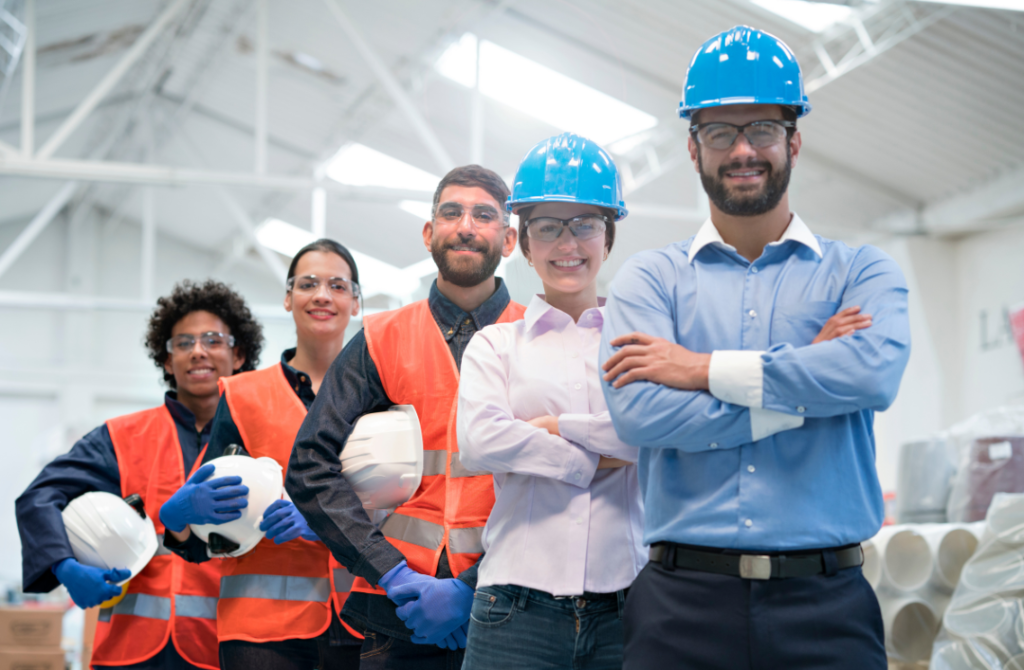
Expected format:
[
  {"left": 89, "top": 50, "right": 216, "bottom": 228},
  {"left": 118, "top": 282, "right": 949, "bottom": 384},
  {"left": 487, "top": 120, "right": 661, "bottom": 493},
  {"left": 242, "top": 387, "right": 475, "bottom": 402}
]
[
  {"left": 285, "top": 164, "right": 525, "bottom": 669},
  {"left": 16, "top": 280, "right": 263, "bottom": 670}
]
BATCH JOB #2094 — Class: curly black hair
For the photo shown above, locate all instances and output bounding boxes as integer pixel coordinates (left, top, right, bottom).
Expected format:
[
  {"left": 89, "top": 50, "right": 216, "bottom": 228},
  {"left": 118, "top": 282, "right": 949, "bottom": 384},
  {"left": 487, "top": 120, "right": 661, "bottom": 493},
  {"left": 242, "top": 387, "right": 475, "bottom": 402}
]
[{"left": 145, "top": 279, "right": 264, "bottom": 388}]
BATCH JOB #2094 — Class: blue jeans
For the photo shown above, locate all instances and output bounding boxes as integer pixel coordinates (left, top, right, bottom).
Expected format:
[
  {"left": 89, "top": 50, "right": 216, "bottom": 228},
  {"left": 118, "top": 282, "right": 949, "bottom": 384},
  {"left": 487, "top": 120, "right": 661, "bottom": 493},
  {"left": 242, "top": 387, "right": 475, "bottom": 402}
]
[
  {"left": 358, "top": 629, "right": 464, "bottom": 670},
  {"left": 462, "top": 584, "right": 626, "bottom": 670}
]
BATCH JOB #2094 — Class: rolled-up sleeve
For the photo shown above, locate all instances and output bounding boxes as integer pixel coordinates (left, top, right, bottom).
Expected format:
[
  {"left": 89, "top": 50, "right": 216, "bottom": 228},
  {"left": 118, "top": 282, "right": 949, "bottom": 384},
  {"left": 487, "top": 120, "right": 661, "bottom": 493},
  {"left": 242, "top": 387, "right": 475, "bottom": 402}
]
[{"left": 458, "top": 329, "right": 600, "bottom": 487}]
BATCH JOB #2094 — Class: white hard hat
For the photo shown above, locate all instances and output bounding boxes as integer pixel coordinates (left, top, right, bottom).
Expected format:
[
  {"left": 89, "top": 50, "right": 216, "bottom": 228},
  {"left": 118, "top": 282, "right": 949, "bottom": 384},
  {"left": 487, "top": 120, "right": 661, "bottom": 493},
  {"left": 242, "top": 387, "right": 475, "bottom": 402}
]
[
  {"left": 341, "top": 405, "right": 423, "bottom": 511},
  {"left": 62, "top": 492, "right": 158, "bottom": 585},
  {"left": 190, "top": 452, "right": 283, "bottom": 558}
]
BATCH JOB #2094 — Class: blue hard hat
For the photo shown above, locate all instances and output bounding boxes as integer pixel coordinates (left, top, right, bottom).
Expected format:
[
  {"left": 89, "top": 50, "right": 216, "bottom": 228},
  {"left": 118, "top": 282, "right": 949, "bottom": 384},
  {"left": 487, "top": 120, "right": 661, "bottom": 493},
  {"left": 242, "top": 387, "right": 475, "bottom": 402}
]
[
  {"left": 679, "top": 26, "right": 811, "bottom": 120},
  {"left": 507, "top": 133, "right": 627, "bottom": 220}
]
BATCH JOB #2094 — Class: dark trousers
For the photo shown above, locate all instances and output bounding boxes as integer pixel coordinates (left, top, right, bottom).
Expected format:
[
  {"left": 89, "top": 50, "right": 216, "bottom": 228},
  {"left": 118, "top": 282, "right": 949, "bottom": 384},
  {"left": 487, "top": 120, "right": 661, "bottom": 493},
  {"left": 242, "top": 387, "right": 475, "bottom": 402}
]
[
  {"left": 94, "top": 642, "right": 201, "bottom": 670},
  {"left": 623, "top": 559, "right": 886, "bottom": 670},
  {"left": 219, "top": 635, "right": 361, "bottom": 670},
  {"left": 358, "top": 629, "right": 464, "bottom": 670}
]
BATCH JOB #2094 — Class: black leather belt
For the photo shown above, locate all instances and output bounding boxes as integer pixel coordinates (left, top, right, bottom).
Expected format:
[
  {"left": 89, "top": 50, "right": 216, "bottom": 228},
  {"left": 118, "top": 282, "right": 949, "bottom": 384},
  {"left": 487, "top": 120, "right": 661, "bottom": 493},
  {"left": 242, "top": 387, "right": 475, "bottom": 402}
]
[{"left": 649, "top": 543, "right": 863, "bottom": 580}]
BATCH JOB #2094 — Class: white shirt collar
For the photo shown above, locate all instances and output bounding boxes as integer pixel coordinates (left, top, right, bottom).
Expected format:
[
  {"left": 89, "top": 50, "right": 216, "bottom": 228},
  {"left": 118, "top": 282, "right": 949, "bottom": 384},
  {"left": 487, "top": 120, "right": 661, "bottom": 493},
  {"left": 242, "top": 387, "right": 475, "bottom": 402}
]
[
  {"left": 524, "top": 294, "right": 605, "bottom": 332},
  {"left": 687, "top": 213, "right": 822, "bottom": 264}
]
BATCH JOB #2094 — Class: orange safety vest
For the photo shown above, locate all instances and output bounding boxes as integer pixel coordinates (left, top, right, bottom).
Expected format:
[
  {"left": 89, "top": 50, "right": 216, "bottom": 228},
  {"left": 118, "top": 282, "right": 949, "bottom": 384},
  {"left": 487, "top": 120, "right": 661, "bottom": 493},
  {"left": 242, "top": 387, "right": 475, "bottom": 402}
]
[
  {"left": 218, "top": 365, "right": 362, "bottom": 642},
  {"left": 350, "top": 298, "right": 526, "bottom": 596},
  {"left": 96, "top": 406, "right": 221, "bottom": 670}
]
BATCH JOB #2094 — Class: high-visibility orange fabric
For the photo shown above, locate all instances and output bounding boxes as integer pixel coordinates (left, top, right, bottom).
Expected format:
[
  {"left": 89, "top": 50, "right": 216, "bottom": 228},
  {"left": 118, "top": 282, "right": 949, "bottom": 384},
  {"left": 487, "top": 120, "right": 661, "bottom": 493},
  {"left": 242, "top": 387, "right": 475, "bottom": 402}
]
[
  {"left": 98, "top": 406, "right": 221, "bottom": 670},
  {"left": 351, "top": 298, "right": 526, "bottom": 596},
  {"left": 218, "top": 365, "right": 361, "bottom": 642}
]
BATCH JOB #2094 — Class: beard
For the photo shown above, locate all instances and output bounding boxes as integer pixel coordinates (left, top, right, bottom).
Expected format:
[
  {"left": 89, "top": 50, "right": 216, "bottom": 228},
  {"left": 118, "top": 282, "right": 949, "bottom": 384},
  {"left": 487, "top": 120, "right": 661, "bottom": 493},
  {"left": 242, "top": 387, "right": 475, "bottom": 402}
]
[
  {"left": 698, "top": 145, "right": 792, "bottom": 217},
  {"left": 431, "top": 235, "right": 503, "bottom": 288}
]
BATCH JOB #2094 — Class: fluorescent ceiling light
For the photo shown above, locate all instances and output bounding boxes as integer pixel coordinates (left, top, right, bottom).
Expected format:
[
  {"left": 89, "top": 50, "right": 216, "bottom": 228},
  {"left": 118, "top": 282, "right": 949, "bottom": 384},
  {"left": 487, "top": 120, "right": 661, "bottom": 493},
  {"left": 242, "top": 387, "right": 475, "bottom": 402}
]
[
  {"left": 436, "top": 34, "right": 657, "bottom": 145},
  {"left": 325, "top": 143, "right": 439, "bottom": 192},
  {"left": 256, "top": 218, "right": 427, "bottom": 299},
  {"left": 750, "top": 0, "right": 854, "bottom": 32},
  {"left": 914, "top": 0, "right": 1024, "bottom": 9},
  {"left": 398, "top": 200, "right": 434, "bottom": 222}
]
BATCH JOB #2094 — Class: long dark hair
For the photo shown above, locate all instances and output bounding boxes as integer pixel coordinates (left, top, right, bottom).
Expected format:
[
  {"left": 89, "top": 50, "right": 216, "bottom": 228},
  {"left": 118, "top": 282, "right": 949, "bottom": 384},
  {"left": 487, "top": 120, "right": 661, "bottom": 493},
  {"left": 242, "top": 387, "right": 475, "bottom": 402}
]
[{"left": 287, "top": 238, "right": 360, "bottom": 289}]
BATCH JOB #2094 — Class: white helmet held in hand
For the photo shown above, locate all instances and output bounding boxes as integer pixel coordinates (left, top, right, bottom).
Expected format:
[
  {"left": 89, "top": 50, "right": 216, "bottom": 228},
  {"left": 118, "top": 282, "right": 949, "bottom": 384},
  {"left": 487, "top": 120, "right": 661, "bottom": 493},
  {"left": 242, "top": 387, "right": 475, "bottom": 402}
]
[
  {"left": 62, "top": 492, "right": 158, "bottom": 585},
  {"left": 190, "top": 448, "right": 283, "bottom": 558},
  {"left": 341, "top": 405, "right": 423, "bottom": 511}
]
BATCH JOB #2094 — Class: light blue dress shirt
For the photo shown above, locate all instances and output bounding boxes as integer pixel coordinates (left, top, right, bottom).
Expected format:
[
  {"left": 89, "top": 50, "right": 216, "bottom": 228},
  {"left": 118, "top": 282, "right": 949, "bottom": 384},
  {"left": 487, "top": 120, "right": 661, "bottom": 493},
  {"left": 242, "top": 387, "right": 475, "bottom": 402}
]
[{"left": 600, "top": 215, "right": 911, "bottom": 551}]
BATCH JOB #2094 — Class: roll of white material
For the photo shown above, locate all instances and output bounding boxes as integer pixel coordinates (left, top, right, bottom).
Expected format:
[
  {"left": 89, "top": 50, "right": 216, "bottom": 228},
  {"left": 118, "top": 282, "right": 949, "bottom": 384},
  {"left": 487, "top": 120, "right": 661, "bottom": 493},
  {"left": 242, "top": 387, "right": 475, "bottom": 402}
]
[
  {"left": 943, "top": 595, "right": 1022, "bottom": 660},
  {"left": 872, "top": 525, "right": 933, "bottom": 592},
  {"left": 923, "top": 525, "right": 980, "bottom": 592},
  {"left": 931, "top": 639, "right": 992, "bottom": 670},
  {"left": 879, "top": 595, "right": 940, "bottom": 663}
]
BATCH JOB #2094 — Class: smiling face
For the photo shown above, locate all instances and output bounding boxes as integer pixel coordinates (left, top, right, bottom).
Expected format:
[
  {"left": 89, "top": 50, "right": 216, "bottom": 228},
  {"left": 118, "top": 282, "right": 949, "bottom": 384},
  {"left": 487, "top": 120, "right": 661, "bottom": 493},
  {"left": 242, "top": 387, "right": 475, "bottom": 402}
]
[
  {"left": 423, "top": 185, "right": 517, "bottom": 288},
  {"left": 284, "top": 250, "right": 359, "bottom": 345},
  {"left": 689, "top": 103, "right": 801, "bottom": 217},
  {"left": 524, "top": 202, "right": 606, "bottom": 299},
  {"left": 162, "top": 310, "right": 245, "bottom": 401}
]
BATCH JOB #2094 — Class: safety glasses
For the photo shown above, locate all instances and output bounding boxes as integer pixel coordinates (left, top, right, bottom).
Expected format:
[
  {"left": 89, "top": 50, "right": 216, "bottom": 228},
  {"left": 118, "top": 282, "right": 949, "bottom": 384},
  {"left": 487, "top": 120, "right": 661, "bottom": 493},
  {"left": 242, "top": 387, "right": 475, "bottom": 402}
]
[
  {"left": 525, "top": 214, "right": 609, "bottom": 242},
  {"left": 286, "top": 275, "right": 360, "bottom": 298},
  {"left": 689, "top": 119, "right": 795, "bottom": 150},
  {"left": 433, "top": 203, "right": 506, "bottom": 230},
  {"left": 166, "top": 332, "right": 235, "bottom": 355}
]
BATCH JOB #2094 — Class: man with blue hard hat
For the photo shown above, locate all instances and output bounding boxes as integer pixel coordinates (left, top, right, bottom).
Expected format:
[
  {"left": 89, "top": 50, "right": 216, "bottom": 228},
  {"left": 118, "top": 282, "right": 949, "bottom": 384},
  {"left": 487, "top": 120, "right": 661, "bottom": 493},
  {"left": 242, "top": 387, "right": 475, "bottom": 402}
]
[{"left": 600, "top": 26, "right": 910, "bottom": 669}]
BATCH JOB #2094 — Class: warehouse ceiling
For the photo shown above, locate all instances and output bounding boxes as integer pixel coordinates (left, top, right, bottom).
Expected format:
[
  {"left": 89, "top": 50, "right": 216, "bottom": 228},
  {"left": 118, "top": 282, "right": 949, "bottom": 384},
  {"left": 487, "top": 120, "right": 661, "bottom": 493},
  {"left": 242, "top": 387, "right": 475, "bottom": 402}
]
[{"left": 0, "top": 0, "right": 1022, "bottom": 292}]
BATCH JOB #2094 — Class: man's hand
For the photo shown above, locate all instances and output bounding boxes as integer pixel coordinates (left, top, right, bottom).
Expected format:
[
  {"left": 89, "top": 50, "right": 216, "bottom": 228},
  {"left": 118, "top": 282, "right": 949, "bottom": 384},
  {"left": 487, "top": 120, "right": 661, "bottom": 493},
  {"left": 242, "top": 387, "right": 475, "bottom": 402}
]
[
  {"left": 812, "top": 306, "right": 872, "bottom": 344},
  {"left": 602, "top": 332, "right": 711, "bottom": 390},
  {"left": 527, "top": 416, "right": 560, "bottom": 436},
  {"left": 597, "top": 456, "right": 632, "bottom": 469}
]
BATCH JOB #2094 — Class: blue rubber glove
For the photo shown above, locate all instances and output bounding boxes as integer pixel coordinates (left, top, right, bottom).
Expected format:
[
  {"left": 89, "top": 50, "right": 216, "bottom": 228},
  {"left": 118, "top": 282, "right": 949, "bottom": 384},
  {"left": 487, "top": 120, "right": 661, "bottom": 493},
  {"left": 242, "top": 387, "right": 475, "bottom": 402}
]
[
  {"left": 432, "top": 622, "right": 469, "bottom": 651},
  {"left": 53, "top": 558, "right": 130, "bottom": 609},
  {"left": 259, "top": 499, "right": 318, "bottom": 544},
  {"left": 159, "top": 463, "right": 249, "bottom": 533},
  {"left": 378, "top": 561, "right": 436, "bottom": 606},
  {"left": 393, "top": 577, "right": 474, "bottom": 646}
]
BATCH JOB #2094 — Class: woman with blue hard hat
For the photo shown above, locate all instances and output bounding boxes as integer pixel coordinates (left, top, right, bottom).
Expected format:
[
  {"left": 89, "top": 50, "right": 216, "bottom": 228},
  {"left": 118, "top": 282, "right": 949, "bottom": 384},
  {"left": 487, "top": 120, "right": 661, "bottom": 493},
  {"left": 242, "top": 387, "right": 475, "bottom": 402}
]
[
  {"left": 600, "top": 25, "right": 907, "bottom": 670},
  {"left": 457, "top": 132, "right": 646, "bottom": 670}
]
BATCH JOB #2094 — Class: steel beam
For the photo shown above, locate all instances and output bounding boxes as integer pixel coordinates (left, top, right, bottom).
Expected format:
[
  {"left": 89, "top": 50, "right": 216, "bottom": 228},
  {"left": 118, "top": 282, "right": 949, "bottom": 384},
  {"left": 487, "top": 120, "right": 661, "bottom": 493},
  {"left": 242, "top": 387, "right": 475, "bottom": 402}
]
[
  {"left": 0, "top": 290, "right": 297, "bottom": 320},
  {"left": 0, "top": 181, "right": 78, "bottom": 279},
  {"left": 470, "top": 37, "right": 483, "bottom": 164},
  {"left": 254, "top": 0, "right": 268, "bottom": 174},
  {"left": 322, "top": 0, "right": 454, "bottom": 174},
  {"left": 20, "top": 0, "right": 34, "bottom": 157},
  {"left": 0, "top": 154, "right": 434, "bottom": 198},
  {"left": 36, "top": 0, "right": 190, "bottom": 160},
  {"left": 311, "top": 186, "right": 326, "bottom": 237}
]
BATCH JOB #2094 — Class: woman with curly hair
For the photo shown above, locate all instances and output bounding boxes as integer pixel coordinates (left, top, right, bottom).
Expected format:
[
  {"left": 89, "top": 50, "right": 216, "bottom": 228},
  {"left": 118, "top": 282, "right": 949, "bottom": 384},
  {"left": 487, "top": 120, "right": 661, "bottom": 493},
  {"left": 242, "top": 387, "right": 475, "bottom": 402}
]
[
  {"left": 163, "top": 240, "right": 363, "bottom": 670},
  {"left": 16, "top": 279, "right": 263, "bottom": 670}
]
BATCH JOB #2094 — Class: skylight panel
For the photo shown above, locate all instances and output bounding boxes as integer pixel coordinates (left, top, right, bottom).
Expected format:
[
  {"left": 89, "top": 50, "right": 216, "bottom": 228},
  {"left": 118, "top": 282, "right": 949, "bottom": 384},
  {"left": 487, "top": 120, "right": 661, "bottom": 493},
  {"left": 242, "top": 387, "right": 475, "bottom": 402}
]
[
  {"left": 750, "top": 0, "right": 854, "bottom": 32},
  {"left": 915, "top": 0, "right": 1024, "bottom": 9},
  {"left": 256, "top": 218, "right": 313, "bottom": 258},
  {"left": 436, "top": 34, "right": 657, "bottom": 145},
  {"left": 325, "top": 143, "right": 439, "bottom": 191},
  {"left": 398, "top": 200, "right": 435, "bottom": 222}
]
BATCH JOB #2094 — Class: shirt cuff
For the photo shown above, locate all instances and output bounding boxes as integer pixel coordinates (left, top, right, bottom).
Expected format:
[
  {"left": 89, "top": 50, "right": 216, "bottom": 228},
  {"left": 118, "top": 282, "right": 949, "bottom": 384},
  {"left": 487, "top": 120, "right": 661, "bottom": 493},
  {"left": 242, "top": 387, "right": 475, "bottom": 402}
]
[
  {"left": 709, "top": 350, "right": 765, "bottom": 408},
  {"left": 558, "top": 414, "right": 590, "bottom": 449},
  {"left": 563, "top": 443, "right": 599, "bottom": 489},
  {"left": 750, "top": 407, "right": 804, "bottom": 442}
]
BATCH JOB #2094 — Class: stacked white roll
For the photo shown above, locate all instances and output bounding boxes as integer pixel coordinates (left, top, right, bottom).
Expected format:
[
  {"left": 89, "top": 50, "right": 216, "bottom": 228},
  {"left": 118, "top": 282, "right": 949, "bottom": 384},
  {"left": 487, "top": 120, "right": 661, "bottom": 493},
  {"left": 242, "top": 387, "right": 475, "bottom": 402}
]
[
  {"left": 865, "top": 523, "right": 981, "bottom": 664},
  {"left": 931, "top": 494, "right": 1024, "bottom": 670}
]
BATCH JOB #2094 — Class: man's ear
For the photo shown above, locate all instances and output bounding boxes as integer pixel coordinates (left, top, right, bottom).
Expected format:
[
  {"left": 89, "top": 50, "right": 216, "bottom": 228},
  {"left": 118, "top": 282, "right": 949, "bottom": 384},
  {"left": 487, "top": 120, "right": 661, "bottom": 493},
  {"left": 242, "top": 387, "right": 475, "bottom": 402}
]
[
  {"left": 422, "top": 221, "right": 434, "bottom": 252},
  {"left": 502, "top": 226, "right": 518, "bottom": 258},
  {"left": 688, "top": 135, "right": 699, "bottom": 172},
  {"left": 788, "top": 130, "right": 802, "bottom": 168}
]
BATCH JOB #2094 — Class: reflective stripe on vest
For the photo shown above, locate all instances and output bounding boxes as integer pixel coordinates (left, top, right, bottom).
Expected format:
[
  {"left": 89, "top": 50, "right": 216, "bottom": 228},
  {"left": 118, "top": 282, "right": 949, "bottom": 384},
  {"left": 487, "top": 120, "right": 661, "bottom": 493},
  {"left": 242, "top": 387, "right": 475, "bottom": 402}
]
[
  {"left": 381, "top": 514, "right": 445, "bottom": 550},
  {"left": 219, "top": 574, "right": 331, "bottom": 603},
  {"left": 449, "top": 452, "right": 488, "bottom": 478},
  {"left": 422, "top": 450, "right": 447, "bottom": 477},
  {"left": 332, "top": 567, "right": 355, "bottom": 592},
  {"left": 98, "top": 593, "right": 172, "bottom": 622},
  {"left": 449, "top": 527, "right": 485, "bottom": 555},
  {"left": 174, "top": 595, "right": 218, "bottom": 620}
]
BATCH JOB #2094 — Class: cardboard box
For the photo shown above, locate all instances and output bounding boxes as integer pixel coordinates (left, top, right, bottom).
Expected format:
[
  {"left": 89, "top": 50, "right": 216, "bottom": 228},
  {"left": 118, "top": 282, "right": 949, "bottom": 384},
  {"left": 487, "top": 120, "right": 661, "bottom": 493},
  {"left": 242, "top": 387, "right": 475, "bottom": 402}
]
[
  {"left": 0, "top": 608, "right": 64, "bottom": 649},
  {"left": 0, "top": 648, "right": 65, "bottom": 670}
]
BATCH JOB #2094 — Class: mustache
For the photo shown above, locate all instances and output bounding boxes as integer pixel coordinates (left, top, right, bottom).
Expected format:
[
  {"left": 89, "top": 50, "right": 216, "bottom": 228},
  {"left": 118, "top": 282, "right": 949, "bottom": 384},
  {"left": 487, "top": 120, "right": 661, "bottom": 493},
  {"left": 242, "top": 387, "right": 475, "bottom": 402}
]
[
  {"left": 717, "top": 159, "right": 773, "bottom": 178},
  {"left": 442, "top": 240, "right": 488, "bottom": 253}
]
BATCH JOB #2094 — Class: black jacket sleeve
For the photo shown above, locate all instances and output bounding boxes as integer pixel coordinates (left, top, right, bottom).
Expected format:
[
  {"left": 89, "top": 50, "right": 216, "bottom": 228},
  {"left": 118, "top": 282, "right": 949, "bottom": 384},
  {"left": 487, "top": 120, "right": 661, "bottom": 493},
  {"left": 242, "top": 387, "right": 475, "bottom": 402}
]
[
  {"left": 286, "top": 329, "right": 406, "bottom": 585},
  {"left": 16, "top": 425, "right": 122, "bottom": 593},
  {"left": 203, "top": 395, "right": 246, "bottom": 464}
]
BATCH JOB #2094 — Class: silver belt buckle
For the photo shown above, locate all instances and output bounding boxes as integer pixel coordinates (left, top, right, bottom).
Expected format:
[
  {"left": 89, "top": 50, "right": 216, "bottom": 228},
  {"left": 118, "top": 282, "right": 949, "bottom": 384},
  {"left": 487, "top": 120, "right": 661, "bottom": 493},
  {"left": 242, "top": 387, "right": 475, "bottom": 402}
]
[{"left": 739, "top": 554, "right": 772, "bottom": 580}]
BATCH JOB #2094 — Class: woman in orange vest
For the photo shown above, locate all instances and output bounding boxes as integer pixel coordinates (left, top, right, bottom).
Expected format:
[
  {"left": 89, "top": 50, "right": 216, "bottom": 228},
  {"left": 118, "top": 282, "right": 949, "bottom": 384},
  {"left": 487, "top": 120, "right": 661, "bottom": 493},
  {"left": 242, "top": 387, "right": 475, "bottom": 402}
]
[
  {"left": 162, "top": 239, "right": 363, "bottom": 670},
  {"left": 16, "top": 280, "right": 264, "bottom": 670}
]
